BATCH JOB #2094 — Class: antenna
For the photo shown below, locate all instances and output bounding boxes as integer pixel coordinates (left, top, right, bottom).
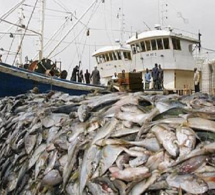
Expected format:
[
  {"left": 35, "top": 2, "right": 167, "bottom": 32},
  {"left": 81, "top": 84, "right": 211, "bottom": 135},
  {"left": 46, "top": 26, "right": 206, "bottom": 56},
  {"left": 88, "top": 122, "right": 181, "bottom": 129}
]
[{"left": 160, "top": 0, "right": 168, "bottom": 26}]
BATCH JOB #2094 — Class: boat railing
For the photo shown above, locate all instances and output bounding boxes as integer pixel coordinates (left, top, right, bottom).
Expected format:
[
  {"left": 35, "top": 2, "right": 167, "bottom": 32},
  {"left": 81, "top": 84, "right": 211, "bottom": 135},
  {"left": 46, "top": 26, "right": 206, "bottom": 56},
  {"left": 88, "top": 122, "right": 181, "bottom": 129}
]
[{"left": 165, "top": 27, "right": 199, "bottom": 41}]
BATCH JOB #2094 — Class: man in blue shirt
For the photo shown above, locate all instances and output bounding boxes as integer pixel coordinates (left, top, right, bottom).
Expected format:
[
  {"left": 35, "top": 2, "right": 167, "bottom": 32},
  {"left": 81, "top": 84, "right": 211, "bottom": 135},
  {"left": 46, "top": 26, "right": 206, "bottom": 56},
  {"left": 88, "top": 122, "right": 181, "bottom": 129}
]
[{"left": 145, "top": 68, "right": 151, "bottom": 89}]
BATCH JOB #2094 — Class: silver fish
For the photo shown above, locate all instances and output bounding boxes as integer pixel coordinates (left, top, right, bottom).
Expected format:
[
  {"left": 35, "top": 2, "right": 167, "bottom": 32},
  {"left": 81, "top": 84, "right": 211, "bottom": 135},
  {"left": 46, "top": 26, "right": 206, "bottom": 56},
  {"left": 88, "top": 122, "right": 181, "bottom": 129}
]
[
  {"left": 109, "top": 166, "right": 150, "bottom": 182},
  {"left": 78, "top": 104, "right": 91, "bottom": 122},
  {"left": 151, "top": 125, "right": 179, "bottom": 157},
  {"left": 166, "top": 173, "right": 208, "bottom": 194},
  {"left": 129, "top": 170, "right": 160, "bottom": 195},
  {"left": 28, "top": 144, "right": 46, "bottom": 170},
  {"left": 41, "top": 169, "right": 62, "bottom": 187},
  {"left": 176, "top": 126, "right": 197, "bottom": 157}
]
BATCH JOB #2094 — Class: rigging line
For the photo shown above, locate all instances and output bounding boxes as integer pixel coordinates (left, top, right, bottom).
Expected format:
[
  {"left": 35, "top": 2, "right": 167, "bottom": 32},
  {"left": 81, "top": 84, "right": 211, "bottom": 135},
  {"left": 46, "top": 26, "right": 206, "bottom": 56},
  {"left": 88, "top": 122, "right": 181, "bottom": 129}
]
[
  {"left": 23, "top": 3, "right": 72, "bottom": 14},
  {"left": 109, "top": 0, "right": 116, "bottom": 44},
  {"left": 103, "top": 1, "right": 114, "bottom": 47},
  {"left": 50, "top": 0, "right": 101, "bottom": 65},
  {"left": 47, "top": 0, "right": 98, "bottom": 59},
  {"left": 49, "top": 26, "right": 86, "bottom": 59},
  {"left": 0, "top": 0, "right": 26, "bottom": 23},
  {"left": 53, "top": 0, "right": 70, "bottom": 13},
  {"left": 201, "top": 47, "right": 215, "bottom": 52},
  {"left": 33, "top": 17, "right": 70, "bottom": 60},
  {"left": 78, "top": 0, "right": 101, "bottom": 63},
  {"left": 0, "top": 18, "right": 40, "bottom": 36},
  {"left": 5, "top": 26, "right": 19, "bottom": 63},
  {"left": 12, "top": 0, "right": 39, "bottom": 66},
  {"left": 73, "top": 27, "right": 81, "bottom": 63},
  {"left": 0, "top": 20, "right": 19, "bottom": 41}
]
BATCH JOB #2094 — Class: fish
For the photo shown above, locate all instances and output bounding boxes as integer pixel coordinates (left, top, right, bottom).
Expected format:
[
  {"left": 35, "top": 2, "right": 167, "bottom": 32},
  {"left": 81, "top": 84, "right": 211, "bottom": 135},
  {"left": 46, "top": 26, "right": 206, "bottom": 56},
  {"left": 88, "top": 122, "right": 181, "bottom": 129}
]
[
  {"left": 116, "top": 107, "right": 159, "bottom": 126},
  {"left": 166, "top": 173, "right": 208, "bottom": 194},
  {"left": 151, "top": 125, "right": 179, "bottom": 157},
  {"left": 0, "top": 91, "right": 215, "bottom": 195},
  {"left": 176, "top": 126, "right": 197, "bottom": 157},
  {"left": 109, "top": 166, "right": 150, "bottom": 182},
  {"left": 77, "top": 104, "right": 91, "bottom": 122},
  {"left": 41, "top": 169, "right": 62, "bottom": 187},
  {"left": 129, "top": 170, "right": 160, "bottom": 195}
]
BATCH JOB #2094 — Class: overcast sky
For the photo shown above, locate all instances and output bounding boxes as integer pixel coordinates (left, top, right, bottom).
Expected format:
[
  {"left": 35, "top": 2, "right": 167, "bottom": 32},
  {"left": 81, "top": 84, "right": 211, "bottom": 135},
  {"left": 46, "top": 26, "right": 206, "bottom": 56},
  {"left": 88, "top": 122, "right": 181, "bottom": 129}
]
[{"left": 0, "top": 0, "right": 215, "bottom": 77}]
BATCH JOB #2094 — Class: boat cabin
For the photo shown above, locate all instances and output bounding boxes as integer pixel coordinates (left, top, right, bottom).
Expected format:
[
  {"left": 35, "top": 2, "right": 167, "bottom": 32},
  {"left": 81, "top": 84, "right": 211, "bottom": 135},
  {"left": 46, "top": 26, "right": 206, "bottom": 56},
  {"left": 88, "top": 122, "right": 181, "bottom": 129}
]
[
  {"left": 93, "top": 45, "right": 132, "bottom": 85},
  {"left": 127, "top": 25, "right": 200, "bottom": 91}
]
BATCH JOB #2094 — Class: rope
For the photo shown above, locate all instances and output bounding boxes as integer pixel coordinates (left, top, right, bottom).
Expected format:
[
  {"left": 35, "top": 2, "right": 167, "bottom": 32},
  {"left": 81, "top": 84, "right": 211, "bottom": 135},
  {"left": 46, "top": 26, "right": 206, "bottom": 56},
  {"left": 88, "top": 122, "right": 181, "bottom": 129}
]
[
  {"left": 47, "top": 0, "right": 98, "bottom": 59},
  {"left": 12, "top": 0, "right": 39, "bottom": 66},
  {"left": 5, "top": 26, "right": 19, "bottom": 63},
  {"left": 0, "top": 0, "right": 26, "bottom": 23}
]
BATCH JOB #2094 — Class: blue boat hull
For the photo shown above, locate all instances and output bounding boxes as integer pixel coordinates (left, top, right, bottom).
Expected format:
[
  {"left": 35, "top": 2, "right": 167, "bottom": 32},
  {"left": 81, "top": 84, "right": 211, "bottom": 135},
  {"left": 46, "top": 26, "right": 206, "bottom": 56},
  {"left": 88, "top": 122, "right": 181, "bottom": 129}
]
[{"left": 0, "top": 63, "right": 104, "bottom": 97}]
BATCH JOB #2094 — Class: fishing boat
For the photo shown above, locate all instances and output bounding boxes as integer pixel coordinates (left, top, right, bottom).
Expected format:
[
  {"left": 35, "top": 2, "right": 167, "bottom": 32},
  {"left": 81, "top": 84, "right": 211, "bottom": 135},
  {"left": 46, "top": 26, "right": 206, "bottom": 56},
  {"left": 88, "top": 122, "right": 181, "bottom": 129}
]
[
  {"left": 0, "top": 61, "right": 104, "bottom": 97},
  {"left": 94, "top": 24, "right": 201, "bottom": 94},
  {"left": 0, "top": 0, "right": 105, "bottom": 97}
]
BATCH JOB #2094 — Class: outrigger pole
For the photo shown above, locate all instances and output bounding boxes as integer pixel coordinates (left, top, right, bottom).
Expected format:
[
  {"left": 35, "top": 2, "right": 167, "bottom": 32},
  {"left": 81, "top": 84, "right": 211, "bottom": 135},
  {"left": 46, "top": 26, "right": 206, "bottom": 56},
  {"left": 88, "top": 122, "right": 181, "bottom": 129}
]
[{"left": 39, "top": 0, "right": 45, "bottom": 61}]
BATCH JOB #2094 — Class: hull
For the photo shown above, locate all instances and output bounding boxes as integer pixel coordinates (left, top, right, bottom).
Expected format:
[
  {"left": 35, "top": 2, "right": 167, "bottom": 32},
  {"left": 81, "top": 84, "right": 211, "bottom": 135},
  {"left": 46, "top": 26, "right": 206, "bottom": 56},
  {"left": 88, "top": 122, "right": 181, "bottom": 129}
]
[{"left": 0, "top": 63, "right": 104, "bottom": 97}]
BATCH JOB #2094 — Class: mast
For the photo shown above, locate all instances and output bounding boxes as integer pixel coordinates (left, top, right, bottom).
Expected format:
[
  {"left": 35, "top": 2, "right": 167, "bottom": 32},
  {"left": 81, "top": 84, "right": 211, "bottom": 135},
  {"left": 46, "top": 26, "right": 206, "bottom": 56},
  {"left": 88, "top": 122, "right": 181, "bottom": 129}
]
[
  {"left": 17, "top": 1, "right": 24, "bottom": 65},
  {"left": 39, "top": 0, "right": 45, "bottom": 60}
]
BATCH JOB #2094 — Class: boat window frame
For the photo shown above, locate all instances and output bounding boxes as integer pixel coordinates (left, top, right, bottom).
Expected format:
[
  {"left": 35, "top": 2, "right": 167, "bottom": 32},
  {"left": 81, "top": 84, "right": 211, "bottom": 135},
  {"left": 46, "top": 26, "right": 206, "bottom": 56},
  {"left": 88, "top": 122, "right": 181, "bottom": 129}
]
[
  {"left": 127, "top": 52, "right": 132, "bottom": 60},
  {"left": 109, "top": 52, "right": 113, "bottom": 61},
  {"left": 151, "top": 39, "right": 157, "bottom": 50},
  {"left": 145, "top": 40, "right": 151, "bottom": 51},
  {"left": 113, "top": 52, "right": 117, "bottom": 61},
  {"left": 172, "top": 38, "right": 181, "bottom": 50},
  {"left": 131, "top": 44, "right": 137, "bottom": 54},
  {"left": 117, "top": 51, "right": 122, "bottom": 60},
  {"left": 136, "top": 43, "right": 141, "bottom": 53},
  {"left": 96, "top": 56, "right": 100, "bottom": 64},
  {"left": 140, "top": 41, "right": 146, "bottom": 52},
  {"left": 157, "top": 38, "right": 164, "bottom": 50},
  {"left": 163, "top": 38, "right": 170, "bottom": 49},
  {"left": 105, "top": 53, "right": 110, "bottom": 61}
]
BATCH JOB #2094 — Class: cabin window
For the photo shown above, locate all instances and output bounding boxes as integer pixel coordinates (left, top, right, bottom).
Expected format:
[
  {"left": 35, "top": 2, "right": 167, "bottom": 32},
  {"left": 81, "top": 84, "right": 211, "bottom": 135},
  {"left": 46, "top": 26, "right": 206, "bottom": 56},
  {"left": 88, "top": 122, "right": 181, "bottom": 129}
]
[
  {"left": 109, "top": 53, "right": 113, "bottom": 61},
  {"left": 131, "top": 45, "right": 137, "bottom": 54},
  {"left": 172, "top": 38, "right": 181, "bottom": 50},
  {"left": 136, "top": 43, "right": 141, "bottom": 53},
  {"left": 151, "top": 39, "right": 157, "bottom": 50},
  {"left": 101, "top": 55, "right": 106, "bottom": 63},
  {"left": 145, "top": 40, "right": 151, "bottom": 51},
  {"left": 140, "top": 41, "right": 146, "bottom": 52},
  {"left": 127, "top": 52, "right": 132, "bottom": 60},
  {"left": 163, "top": 38, "right": 170, "bottom": 49},
  {"left": 123, "top": 52, "right": 129, "bottom": 60},
  {"left": 96, "top": 57, "right": 100, "bottom": 64},
  {"left": 117, "top": 51, "right": 122, "bottom": 60},
  {"left": 157, "top": 39, "right": 163, "bottom": 50},
  {"left": 113, "top": 52, "right": 117, "bottom": 60}
]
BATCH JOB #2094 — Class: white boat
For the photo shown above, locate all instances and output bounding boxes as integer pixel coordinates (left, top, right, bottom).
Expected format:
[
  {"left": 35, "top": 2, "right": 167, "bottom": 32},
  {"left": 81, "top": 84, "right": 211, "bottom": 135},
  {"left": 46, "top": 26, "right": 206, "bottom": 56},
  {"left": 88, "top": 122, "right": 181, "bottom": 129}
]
[
  {"left": 92, "top": 45, "right": 132, "bottom": 85},
  {"left": 94, "top": 24, "right": 200, "bottom": 92}
]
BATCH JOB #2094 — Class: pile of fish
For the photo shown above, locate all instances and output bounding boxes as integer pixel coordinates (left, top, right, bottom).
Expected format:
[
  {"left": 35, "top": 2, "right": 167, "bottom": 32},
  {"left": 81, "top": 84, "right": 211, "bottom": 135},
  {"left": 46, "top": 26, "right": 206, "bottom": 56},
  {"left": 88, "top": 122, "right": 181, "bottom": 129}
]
[{"left": 0, "top": 90, "right": 215, "bottom": 195}]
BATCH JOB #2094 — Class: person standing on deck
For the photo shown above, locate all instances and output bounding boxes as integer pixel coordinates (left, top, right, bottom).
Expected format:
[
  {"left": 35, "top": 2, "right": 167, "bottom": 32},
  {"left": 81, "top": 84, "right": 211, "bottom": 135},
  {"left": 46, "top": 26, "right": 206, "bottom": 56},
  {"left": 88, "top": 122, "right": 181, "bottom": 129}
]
[
  {"left": 145, "top": 68, "right": 151, "bottom": 89},
  {"left": 71, "top": 65, "right": 79, "bottom": 82},
  {"left": 78, "top": 70, "right": 84, "bottom": 83},
  {"left": 91, "top": 66, "right": 100, "bottom": 85},
  {"left": 0, "top": 54, "right": 2, "bottom": 63},
  {"left": 158, "top": 64, "right": 163, "bottom": 89},
  {"left": 194, "top": 68, "right": 200, "bottom": 92},
  {"left": 85, "top": 69, "right": 90, "bottom": 84},
  {"left": 152, "top": 63, "right": 159, "bottom": 90}
]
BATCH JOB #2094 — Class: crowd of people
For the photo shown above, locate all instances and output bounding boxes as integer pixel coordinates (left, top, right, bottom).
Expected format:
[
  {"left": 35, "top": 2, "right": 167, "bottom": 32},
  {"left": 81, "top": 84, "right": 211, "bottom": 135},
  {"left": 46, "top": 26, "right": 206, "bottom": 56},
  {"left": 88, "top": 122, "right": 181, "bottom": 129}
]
[{"left": 70, "top": 65, "right": 100, "bottom": 85}]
